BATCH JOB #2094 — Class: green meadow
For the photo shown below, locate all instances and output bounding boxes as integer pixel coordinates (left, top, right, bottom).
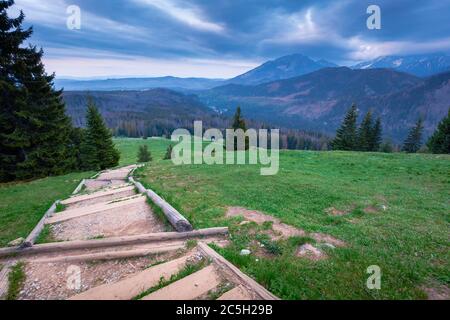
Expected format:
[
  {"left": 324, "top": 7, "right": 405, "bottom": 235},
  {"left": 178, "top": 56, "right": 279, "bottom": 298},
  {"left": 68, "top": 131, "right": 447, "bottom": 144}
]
[{"left": 0, "top": 171, "right": 94, "bottom": 247}]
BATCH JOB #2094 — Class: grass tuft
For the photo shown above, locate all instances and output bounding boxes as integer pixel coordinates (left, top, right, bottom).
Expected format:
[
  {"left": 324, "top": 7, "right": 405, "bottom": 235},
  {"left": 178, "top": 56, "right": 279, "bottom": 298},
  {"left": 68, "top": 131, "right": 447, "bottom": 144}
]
[{"left": 6, "top": 262, "right": 26, "bottom": 300}]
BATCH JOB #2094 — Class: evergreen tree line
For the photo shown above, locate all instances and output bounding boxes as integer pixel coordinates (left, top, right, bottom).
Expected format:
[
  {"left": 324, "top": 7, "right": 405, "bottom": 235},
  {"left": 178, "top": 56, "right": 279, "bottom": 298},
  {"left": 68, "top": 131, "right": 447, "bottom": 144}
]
[
  {"left": 331, "top": 105, "right": 382, "bottom": 152},
  {"left": 0, "top": 1, "right": 119, "bottom": 182},
  {"left": 332, "top": 105, "right": 450, "bottom": 154},
  {"left": 109, "top": 107, "right": 330, "bottom": 151}
]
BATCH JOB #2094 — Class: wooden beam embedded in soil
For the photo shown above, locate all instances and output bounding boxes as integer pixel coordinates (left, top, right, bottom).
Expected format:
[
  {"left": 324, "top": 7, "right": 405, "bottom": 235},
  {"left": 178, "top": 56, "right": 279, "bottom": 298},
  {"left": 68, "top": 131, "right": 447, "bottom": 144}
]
[
  {"left": 129, "top": 177, "right": 193, "bottom": 232},
  {"left": 62, "top": 185, "right": 135, "bottom": 205},
  {"left": 198, "top": 242, "right": 280, "bottom": 301},
  {"left": 72, "top": 179, "right": 86, "bottom": 195},
  {"left": 0, "top": 228, "right": 228, "bottom": 258},
  {"left": 21, "top": 200, "right": 60, "bottom": 248},
  {"left": 45, "top": 195, "right": 146, "bottom": 225},
  {"left": 29, "top": 243, "right": 185, "bottom": 264}
]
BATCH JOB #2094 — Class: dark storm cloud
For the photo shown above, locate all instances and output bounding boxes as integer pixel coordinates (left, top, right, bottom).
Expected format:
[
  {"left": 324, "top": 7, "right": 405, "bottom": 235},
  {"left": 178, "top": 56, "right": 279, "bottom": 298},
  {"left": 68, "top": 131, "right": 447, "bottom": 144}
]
[{"left": 10, "top": 0, "right": 450, "bottom": 78}]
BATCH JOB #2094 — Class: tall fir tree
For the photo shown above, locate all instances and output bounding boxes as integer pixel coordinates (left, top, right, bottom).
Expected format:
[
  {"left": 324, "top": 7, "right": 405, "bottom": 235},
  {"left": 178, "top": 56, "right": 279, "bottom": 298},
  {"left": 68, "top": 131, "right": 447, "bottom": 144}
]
[
  {"left": 0, "top": 0, "right": 75, "bottom": 181},
  {"left": 402, "top": 118, "right": 424, "bottom": 153},
  {"left": 80, "top": 100, "right": 120, "bottom": 170},
  {"left": 357, "top": 111, "right": 374, "bottom": 151},
  {"left": 331, "top": 105, "right": 358, "bottom": 151},
  {"left": 0, "top": 1, "right": 32, "bottom": 181},
  {"left": 14, "top": 47, "right": 74, "bottom": 179},
  {"left": 230, "top": 106, "right": 249, "bottom": 150},
  {"left": 370, "top": 117, "right": 383, "bottom": 152},
  {"left": 427, "top": 108, "right": 450, "bottom": 154},
  {"left": 164, "top": 144, "right": 174, "bottom": 160},
  {"left": 232, "top": 106, "right": 247, "bottom": 131}
]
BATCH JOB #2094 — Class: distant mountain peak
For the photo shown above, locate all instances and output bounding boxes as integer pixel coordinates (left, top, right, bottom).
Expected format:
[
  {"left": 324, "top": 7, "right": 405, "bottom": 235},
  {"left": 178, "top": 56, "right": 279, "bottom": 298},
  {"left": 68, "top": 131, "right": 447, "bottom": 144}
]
[
  {"left": 228, "top": 53, "right": 340, "bottom": 86},
  {"left": 352, "top": 53, "right": 450, "bottom": 77}
]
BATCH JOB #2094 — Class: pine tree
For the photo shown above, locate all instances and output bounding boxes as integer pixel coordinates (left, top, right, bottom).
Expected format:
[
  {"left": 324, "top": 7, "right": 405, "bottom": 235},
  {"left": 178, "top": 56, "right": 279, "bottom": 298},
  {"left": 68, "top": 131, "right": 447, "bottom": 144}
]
[
  {"left": 357, "top": 111, "right": 373, "bottom": 151},
  {"left": 402, "top": 118, "right": 424, "bottom": 153},
  {"left": 137, "top": 145, "right": 152, "bottom": 163},
  {"left": 370, "top": 117, "right": 383, "bottom": 151},
  {"left": 232, "top": 106, "right": 247, "bottom": 131},
  {"left": 0, "top": 1, "right": 75, "bottom": 181},
  {"left": 331, "top": 105, "right": 358, "bottom": 151},
  {"left": 164, "top": 144, "right": 174, "bottom": 160},
  {"left": 80, "top": 100, "right": 120, "bottom": 170},
  {"left": 14, "top": 47, "right": 74, "bottom": 179},
  {"left": 427, "top": 109, "right": 450, "bottom": 154},
  {"left": 230, "top": 106, "right": 249, "bottom": 150}
]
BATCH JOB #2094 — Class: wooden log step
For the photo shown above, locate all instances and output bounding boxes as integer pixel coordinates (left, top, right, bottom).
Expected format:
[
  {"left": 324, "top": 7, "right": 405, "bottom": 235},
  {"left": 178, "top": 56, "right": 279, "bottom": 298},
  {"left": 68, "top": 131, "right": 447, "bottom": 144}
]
[
  {"left": 29, "top": 243, "right": 184, "bottom": 264},
  {"left": 217, "top": 285, "right": 253, "bottom": 300},
  {"left": 68, "top": 254, "right": 192, "bottom": 300},
  {"left": 141, "top": 265, "right": 221, "bottom": 300},
  {"left": 61, "top": 185, "right": 136, "bottom": 205},
  {"left": 198, "top": 243, "right": 280, "bottom": 300},
  {"left": 45, "top": 195, "right": 146, "bottom": 225},
  {"left": 0, "top": 228, "right": 228, "bottom": 258}
]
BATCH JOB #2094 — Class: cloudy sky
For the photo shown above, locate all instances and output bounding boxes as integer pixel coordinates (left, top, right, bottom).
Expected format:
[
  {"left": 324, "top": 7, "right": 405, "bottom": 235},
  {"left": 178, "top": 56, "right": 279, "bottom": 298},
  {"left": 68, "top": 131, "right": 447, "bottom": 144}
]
[{"left": 8, "top": 0, "right": 450, "bottom": 79}]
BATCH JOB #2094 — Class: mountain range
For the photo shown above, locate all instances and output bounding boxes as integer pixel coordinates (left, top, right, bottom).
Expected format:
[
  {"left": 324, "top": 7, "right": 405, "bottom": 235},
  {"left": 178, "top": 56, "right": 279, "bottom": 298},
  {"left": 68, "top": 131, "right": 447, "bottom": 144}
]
[
  {"left": 56, "top": 53, "right": 450, "bottom": 91},
  {"left": 55, "top": 76, "right": 224, "bottom": 92},
  {"left": 352, "top": 53, "right": 450, "bottom": 77},
  {"left": 60, "top": 52, "right": 450, "bottom": 143},
  {"left": 199, "top": 67, "right": 450, "bottom": 141}
]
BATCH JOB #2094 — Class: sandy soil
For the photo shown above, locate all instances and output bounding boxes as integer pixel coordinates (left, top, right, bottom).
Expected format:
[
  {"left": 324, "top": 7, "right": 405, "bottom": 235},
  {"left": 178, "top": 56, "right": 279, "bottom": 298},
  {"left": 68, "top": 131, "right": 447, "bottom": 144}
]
[
  {"left": 51, "top": 201, "right": 166, "bottom": 241},
  {"left": 19, "top": 252, "right": 179, "bottom": 300}
]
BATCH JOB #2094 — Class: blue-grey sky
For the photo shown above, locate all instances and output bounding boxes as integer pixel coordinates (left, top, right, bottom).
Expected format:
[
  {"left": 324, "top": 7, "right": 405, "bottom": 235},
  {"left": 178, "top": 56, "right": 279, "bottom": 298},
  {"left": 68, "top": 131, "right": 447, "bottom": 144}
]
[{"left": 9, "top": 0, "right": 450, "bottom": 79}]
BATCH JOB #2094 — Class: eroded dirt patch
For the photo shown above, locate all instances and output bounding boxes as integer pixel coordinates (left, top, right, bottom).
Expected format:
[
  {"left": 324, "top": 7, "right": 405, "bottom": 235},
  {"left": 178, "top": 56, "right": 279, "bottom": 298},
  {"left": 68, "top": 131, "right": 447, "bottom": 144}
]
[
  {"left": 296, "top": 244, "right": 327, "bottom": 261},
  {"left": 325, "top": 207, "right": 351, "bottom": 216},
  {"left": 226, "top": 207, "right": 306, "bottom": 239},
  {"left": 226, "top": 207, "right": 346, "bottom": 251},
  {"left": 422, "top": 284, "right": 450, "bottom": 300}
]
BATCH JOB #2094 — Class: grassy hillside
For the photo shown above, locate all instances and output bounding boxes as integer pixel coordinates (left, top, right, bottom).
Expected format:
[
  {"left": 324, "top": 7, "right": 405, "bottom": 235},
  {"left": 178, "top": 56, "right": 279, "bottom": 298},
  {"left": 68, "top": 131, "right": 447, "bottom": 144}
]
[
  {"left": 116, "top": 138, "right": 449, "bottom": 300},
  {"left": 1, "top": 138, "right": 447, "bottom": 300},
  {"left": 0, "top": 172, "right": 94, "bottom": 247}
]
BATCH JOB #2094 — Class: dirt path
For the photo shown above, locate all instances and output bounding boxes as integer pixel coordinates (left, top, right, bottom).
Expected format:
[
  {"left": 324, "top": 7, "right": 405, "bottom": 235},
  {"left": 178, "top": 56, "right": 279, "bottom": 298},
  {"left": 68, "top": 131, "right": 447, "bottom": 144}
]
[{"left": 0, "top": 165, "right": 278, "bottom": 301}]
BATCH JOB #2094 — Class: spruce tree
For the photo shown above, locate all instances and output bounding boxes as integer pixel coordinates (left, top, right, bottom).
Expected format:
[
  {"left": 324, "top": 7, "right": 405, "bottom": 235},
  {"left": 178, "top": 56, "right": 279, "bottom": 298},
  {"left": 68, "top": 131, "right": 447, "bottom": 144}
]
[
  {"left": 14, "top": 47, "right": 74, "bottom": 179},
  {"left": 164, "top": 144, "right": 174, "bottom": 160},
  {"left": 331, "top": 105, "right": 358, "bottom": 151},
  {"left": 402, "top": 118, "right": 424, "bottom": 153},
  {"left": 357, "top": 111, "right": 373, "bottom": 151},
  {"left": 80, "top": 100, "right": 120, "bottom": 170},
  {"left": 370, "top": 117, "right": 383, "bottom": 152},
  {"left": 232, "top": 106, "right": 247, "bottom": 131},
  {"left": 427, "top": 109, "right": 450, "bottom": 154},
  {"left": 137, "top": 145, "right": 152, "bottom": 163},
  {"left": 0, "top": 1, "right": 32, "bottom": 181},
  {"left": 0, "top": 1, "right": 75, "bottom": 181},
  {"left": 230, "top": 106, "right": 249, "bottom": 150}
]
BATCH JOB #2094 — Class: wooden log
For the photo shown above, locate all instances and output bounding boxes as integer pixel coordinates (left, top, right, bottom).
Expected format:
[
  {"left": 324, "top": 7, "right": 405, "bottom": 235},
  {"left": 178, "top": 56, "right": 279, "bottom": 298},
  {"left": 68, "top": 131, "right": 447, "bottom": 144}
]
[
  {"left": 129, "top": 177, "right": 193, "bottom": 232},
  {"left": 0, "top": 227, "right": 228, "bottom": 258},
  {"left": 72, "top": 179, "right": 86, "bottom": 195},
  {"left": 61, "top": 185, "right": 135, "bottom": 206},
  {"left": 29, "top": 244, "right": 184, "bottom": 264},
  {"left": 21, "top": 200, "right": 60, "bottom": 249},
  {"left": 198, "top": 242, "right": 280, "bottom": 301},
  {"left": 46, "top": 195, "right": 146, "bottom": 225}
]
